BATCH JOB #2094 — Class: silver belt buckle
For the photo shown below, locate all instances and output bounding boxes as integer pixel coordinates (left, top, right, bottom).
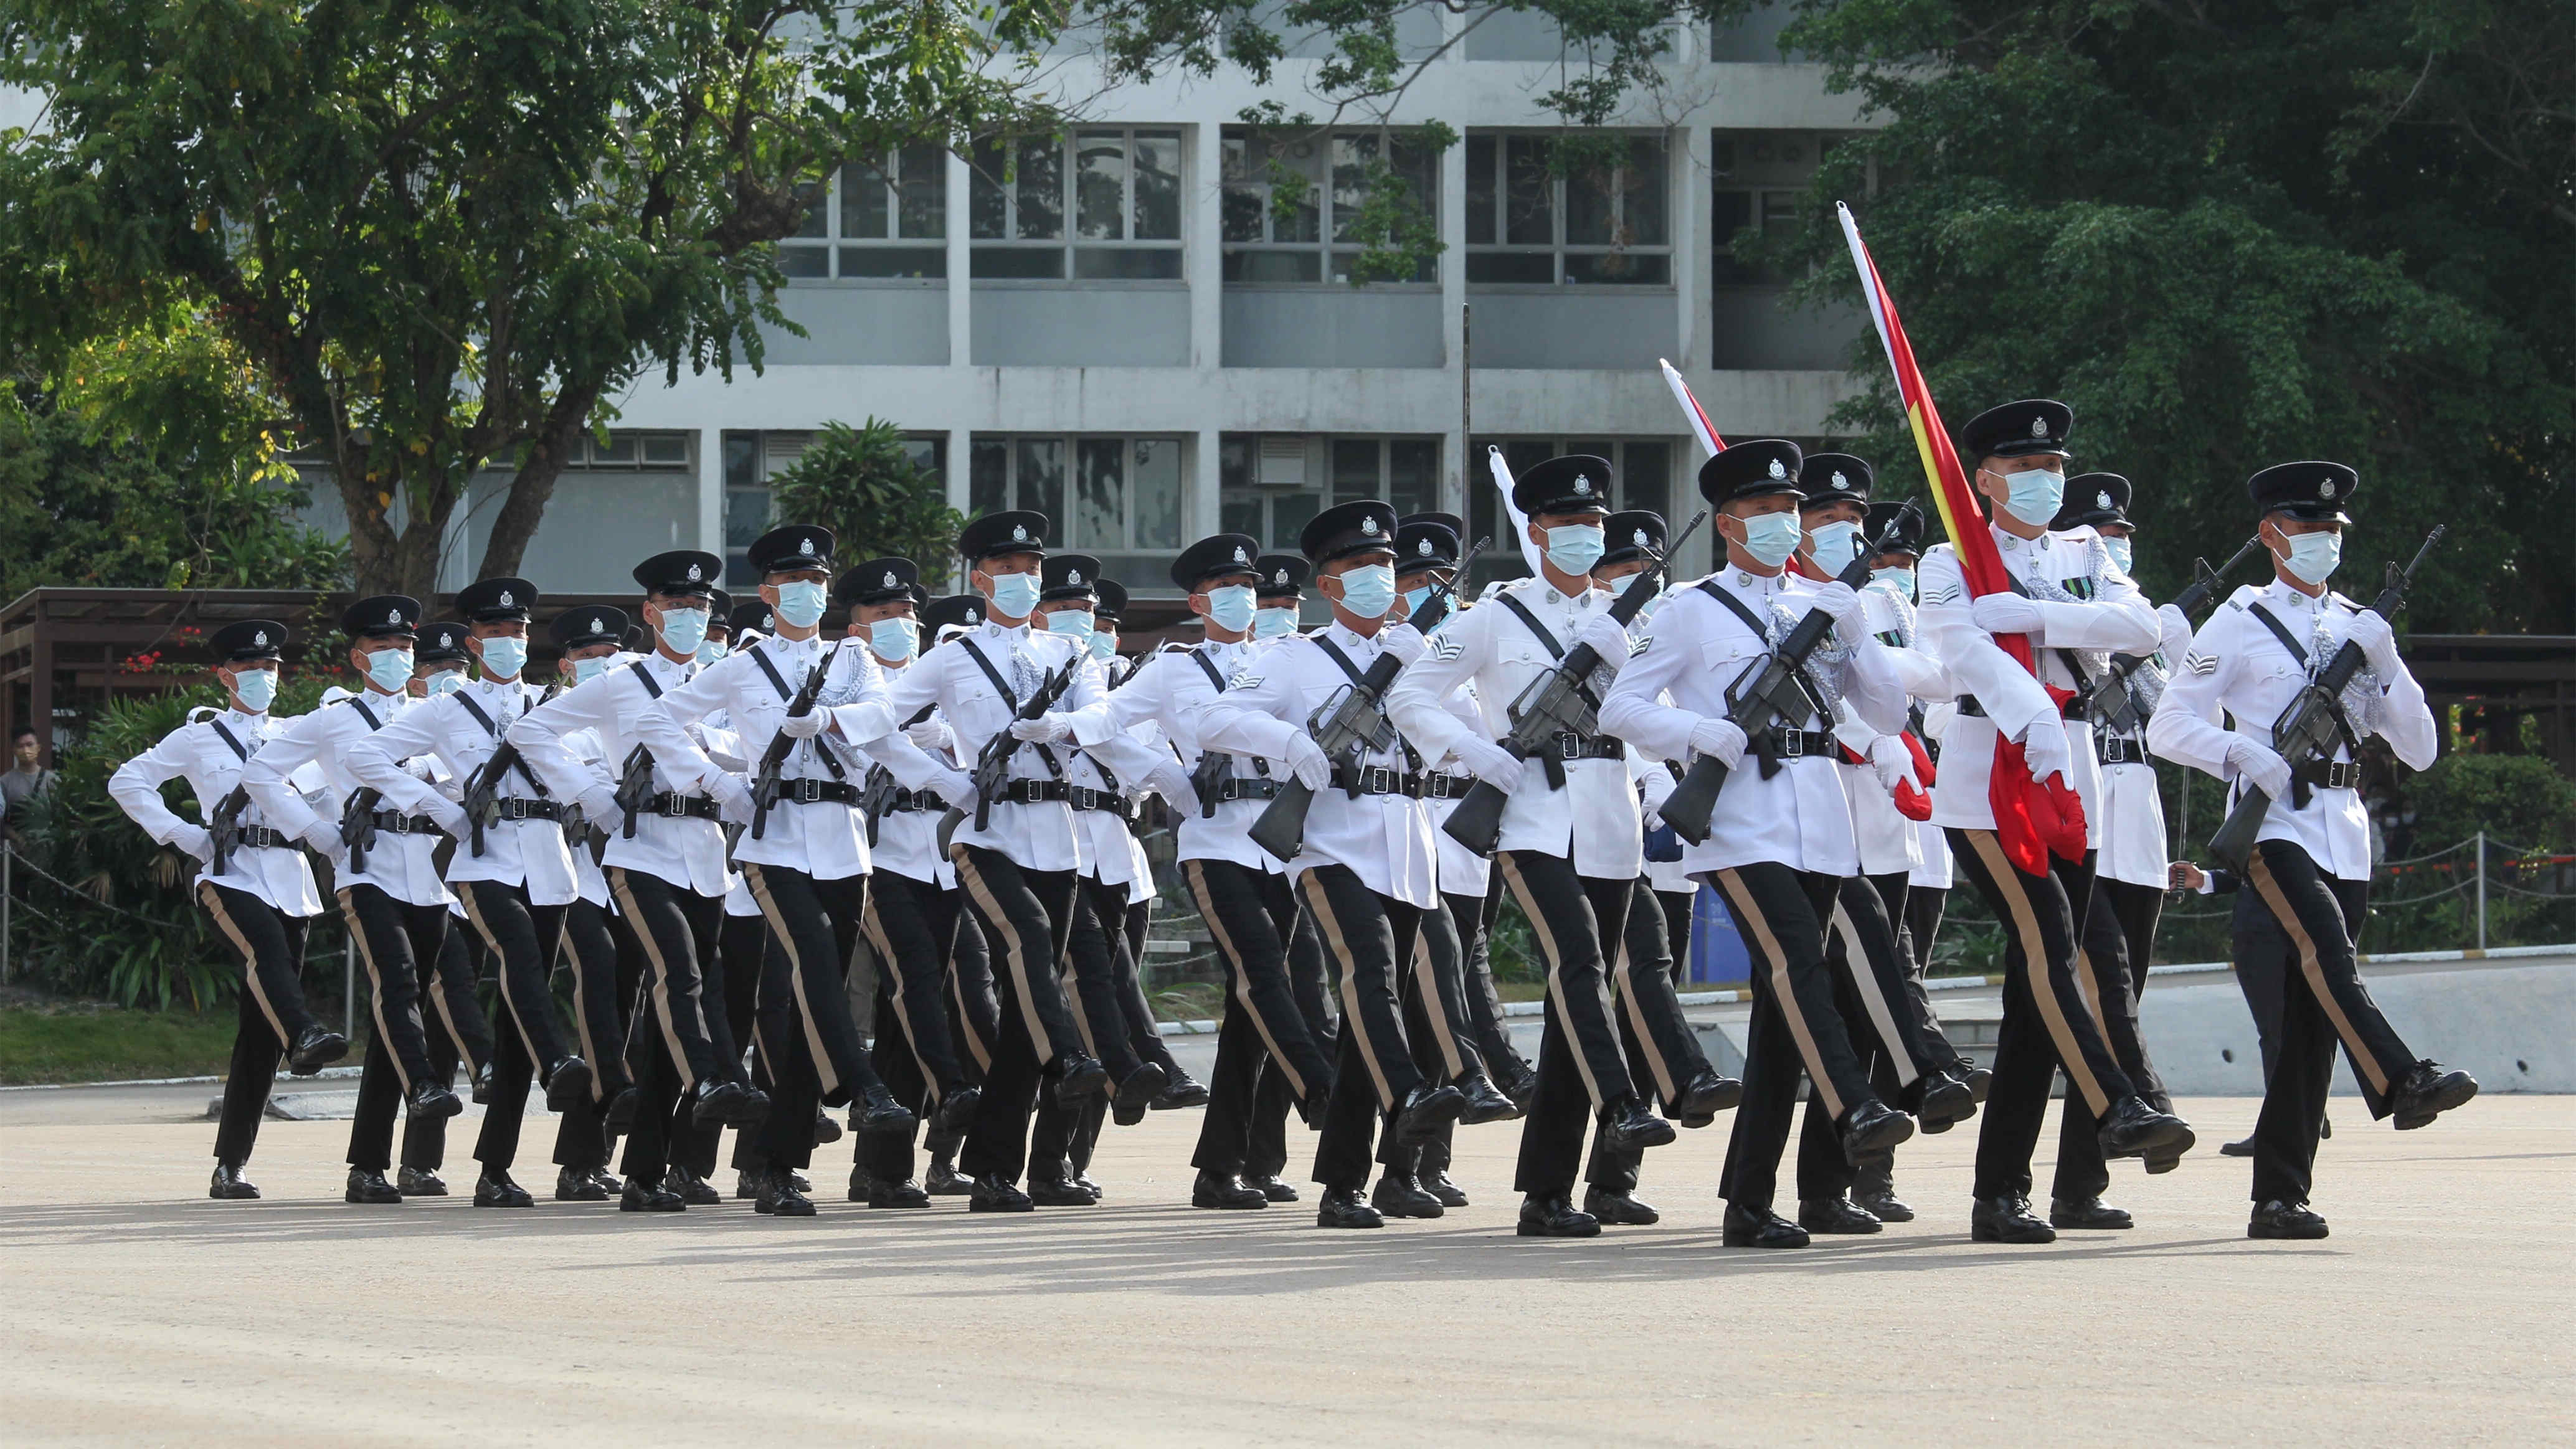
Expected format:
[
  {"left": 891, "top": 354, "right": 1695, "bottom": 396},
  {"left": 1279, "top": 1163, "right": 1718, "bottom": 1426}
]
[{"left": 1780, "top": 729, "right": 1804, "bottom": 759}]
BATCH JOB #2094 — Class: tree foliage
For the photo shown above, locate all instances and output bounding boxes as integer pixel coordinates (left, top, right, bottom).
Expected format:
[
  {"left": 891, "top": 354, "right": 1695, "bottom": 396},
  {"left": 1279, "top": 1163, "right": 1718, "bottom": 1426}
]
[{"left": 764, "top": 420, "right": 967, "bottom": 593}]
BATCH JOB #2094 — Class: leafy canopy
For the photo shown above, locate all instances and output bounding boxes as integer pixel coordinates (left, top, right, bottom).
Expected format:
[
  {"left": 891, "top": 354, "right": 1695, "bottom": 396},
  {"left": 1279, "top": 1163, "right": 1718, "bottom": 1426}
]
[{"left": 764, "top": 420, "right": 967, "bottom": 595}]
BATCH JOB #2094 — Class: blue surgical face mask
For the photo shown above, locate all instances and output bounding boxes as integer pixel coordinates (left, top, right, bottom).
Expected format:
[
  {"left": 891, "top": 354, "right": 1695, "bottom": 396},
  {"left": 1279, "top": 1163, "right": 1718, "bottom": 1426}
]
[
  {"left": 985, "top": 570, "right": 1042, "bottom": 620},
  {"left": 868, "top": 617, "right": 918, "bottom": 663},
  {"left": 364, "top": 647, "right": 415, "bottom": 695},
  {"left": 478, "top": 636, "right": 528, "bottom": 680},
  {"left": 1734, "top": 511, "right": 1804, "bottom": 569},
  {"left": 1401, "top": 584, "right": 1434, "bottom": 617},
  {"left": 424, "top": 669, "right": 467, "bottom": 697},
  {"left": 1806, "top": 519, "right": 1863, "bottom": 576},
  {"left": 1872, "top": 566, "right": 1917, "bottom": 602},
  {"left": 571, "top": 654, "right": 612, "bottom": 685},
  {"left": 2100, "top": 536, "right": 2134, "bottom": 575},
  {"left": 1253, "top": 605, "right": 1297, "bottom": 640},
  {"left": 774, "top": 580, "right": 828, "bottom": 630},
  {"left": 656, "top": 605, "right": 709, "bottom": 657},
  {"left": 2276, "top": 529, "right": 2341, "bottom": 586},
  {"left": 1543, "top": 524, "right": 1606, "bottom": 577},
  {"left": 1044, "top": 608, "right": 1094, "bottom": 646},
  {"left": 1333, "top": 564, "right": 1397, "bottom": 620},
  {"left": 1205, "top": 584, "right": 1257, "bottom": 634},
  {"left": 1994, "top": 466, "right": 2065, "bottom": 529},
  {"left": 697, "top": 640, "right": 730, "bottom": 666},
  {"left": 1090, "top": 631, "right": 1119, "bottom": 661},
  {"left": 232, "top": 667, "right": 278, "bottom": 712}
]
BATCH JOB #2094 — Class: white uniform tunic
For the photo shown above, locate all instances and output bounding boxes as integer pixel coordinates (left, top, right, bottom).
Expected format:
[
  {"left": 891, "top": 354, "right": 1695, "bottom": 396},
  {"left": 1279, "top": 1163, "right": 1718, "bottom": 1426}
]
[
  {"left": 347, "top": 677, "right": 578, "bottom": 906},
  {"left": 2093, "top": 603, "right": 2194, "bottom": 888},
  {"left": 859, "top": 655, "right": 973, "bottom": 888},
  {"left": 244, "top": 689, "right": 453, "bottom": 909},
  {"left": 1838, "top": 581, "right": 1938, "bottom": 878},
  {"left": 1066, "top": 639, "right": 1278, "bottom": 876},
  {"left": 862, "top": 618, "right": 1101, "bottom": 874},
  {"left": 1916, "top": 522, "right": 2161, "bottom": 843},
  {"left": 108, "top": 707, "right": 324, "bottom": 916},
  {"left": 1387, "top": 577, "right": 1642, "bottom": 881},
  {"left": 2147, "top": 578, "right": 2437, "bottom": 882},
  {"left": 511, "top": 651, "right": 731, "bottom": 897}
]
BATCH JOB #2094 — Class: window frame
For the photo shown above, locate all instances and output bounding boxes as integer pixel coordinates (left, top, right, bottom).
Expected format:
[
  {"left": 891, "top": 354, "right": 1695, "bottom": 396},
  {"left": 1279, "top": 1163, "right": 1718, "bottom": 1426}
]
[
  {"left": 968, "top": 433, "right": 1190, "bottom": 557},
  {"left": 1463, "top": 435, "right": 1678, "bottom": 584},
  {"left": 777, "top": 144, "right": 950, "bottom": 283},
  {"left": 1219, "top": 127, "right": 1442, "bottom": 287},
  {"left": 1464, "top": 130, "right": 1674, "bottom": 288},
  {"left": 969, "top": 129, "right": 1188, "bottom": 283},
  {"left": 1217, "top": 434, "right": 1446, "bottom": 554}
]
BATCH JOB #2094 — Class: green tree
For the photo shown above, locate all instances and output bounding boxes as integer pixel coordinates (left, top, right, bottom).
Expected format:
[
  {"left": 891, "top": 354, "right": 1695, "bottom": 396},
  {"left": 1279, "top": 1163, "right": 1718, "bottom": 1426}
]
[
  {"left": 764, "top": 420, "right": 967, "bottom": 592},
  {"left": 1, "top": 0, "right": 1057, "bottom": 598}
]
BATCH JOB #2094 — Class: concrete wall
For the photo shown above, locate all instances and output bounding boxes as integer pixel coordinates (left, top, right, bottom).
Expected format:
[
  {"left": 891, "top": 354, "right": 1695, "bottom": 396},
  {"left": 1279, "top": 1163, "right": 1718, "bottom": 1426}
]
[
  {"left": 972, "top": 285, "right": 1193, "bottom": 367},
  {"left": 1710, "top": 289, "right": 1869, "bottom": 371},
  {"left": 1468, "top": 288, "right": 1680, "bottom": 369},
  {"left": 2143, "top": 960, "right": 2576, "bottom": 1096},
  {"left": 1221, "top": 288, "right": 1445, "bottom": 368},
  {"left": 764, "top": 286, "right": 950, "bottom": 366}
]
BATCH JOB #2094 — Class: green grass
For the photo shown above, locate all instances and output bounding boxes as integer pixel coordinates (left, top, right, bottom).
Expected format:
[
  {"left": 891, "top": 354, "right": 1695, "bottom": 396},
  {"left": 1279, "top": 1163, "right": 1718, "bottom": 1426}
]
[{"left": 0, "top": 1004, "right": 248, "bottom": 1085}]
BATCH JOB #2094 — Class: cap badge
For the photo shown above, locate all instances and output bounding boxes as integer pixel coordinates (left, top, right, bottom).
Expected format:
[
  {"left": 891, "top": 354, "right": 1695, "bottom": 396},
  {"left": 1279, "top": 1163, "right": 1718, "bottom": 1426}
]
[
  {"left": 386, "top": 608, "right": 402, "bottom": 626},
  {"left": 1011, "top": 524, "right": 1029, "bottom": 542},
  {"left": 2097, "top": 490, "right": 2113, "bottom": 511},
  {"left": 1832, "top": 471, "right": 1849, "bottom": 490},
  {"left": 799, "top": 537, "right": 815, "bottom": 556},
  {"left": 1273, "top": 569, "right": 1287, "bottom": 584},
  {"left": 1632, "top": 528, "right": 1649, "bottom": 547},
  {"left": 498, "top": 588, "right": 513, "bottom": 607},
  {"left": 2030, "top": 415, "right": 2049, "bottom": 439},
  {"left": 1361, "top": 516, "right": 1380, "bottom": 537},
  {"left": 1574, "top": 474, "right": 1592, "bottom": 496},
  {"left": 252, "top": 630, "right": 268, "bottom": 647},
  {"left": 1767, "top": 458, "right": 1786, "bottom": 480},
  {"left": 685, "top": 563, "right": 703, "bottom": 582},
  {"left": 1068, "top": 568, "right": 1083, "bottom": 585},
  {"left": 590, "top": 617, "right": 603, "bottom": 632},
  {"left": 1417, "top": 539, "right": 1433, "bottom": 557},
  {"left": 2318, "top": 478, "right": 2337, "bottom": 499},
  {"left": 1233, "top": 546, "right": 1248, "bottom": 563}
]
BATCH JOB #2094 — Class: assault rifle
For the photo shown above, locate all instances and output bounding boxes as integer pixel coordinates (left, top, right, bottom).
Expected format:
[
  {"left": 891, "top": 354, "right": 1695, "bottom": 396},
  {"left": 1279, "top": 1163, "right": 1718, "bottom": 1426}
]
[
  {"left": 939, "top": 657, "right": 1081, "bottom": 847},
  {"left": 207, "top": 785, "right": 252, "bottom": 877},
  {"left": 338, "top": 786, "right": 382, "bottom": 873},
  {"left": 460, "top": 683, "right": 556, "bottom": 856},
  {"left": 1246, "top": 538, "right": 1486, "bottom": 863},
  {"left": 2207, "top": 526, "right": 2445, "bottom": 870},
  {"left": 749, "top": 647, "right": 837, "bottom": 841},
  {"left": 2086, "top": 535, "right": 2261, "bottom": 737},
  {"left": 1658, "top": 503, "right": 1921, "bottom": 845},
  {"left": 1442, "top": 511, "right": 1708, "bottom": 854}
]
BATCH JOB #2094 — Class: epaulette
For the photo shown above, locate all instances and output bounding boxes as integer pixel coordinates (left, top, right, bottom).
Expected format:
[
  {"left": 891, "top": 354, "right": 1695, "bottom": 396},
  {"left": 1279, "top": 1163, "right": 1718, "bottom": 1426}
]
[{"left": 185, "top": 705, "right": 221, "bottom": 724}]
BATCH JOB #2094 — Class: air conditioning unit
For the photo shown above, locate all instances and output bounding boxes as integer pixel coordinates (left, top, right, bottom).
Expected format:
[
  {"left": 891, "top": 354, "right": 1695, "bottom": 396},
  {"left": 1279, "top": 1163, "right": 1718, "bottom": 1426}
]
[{"left": 1256, "top": 436, "right": 1310, "bottom": 488}]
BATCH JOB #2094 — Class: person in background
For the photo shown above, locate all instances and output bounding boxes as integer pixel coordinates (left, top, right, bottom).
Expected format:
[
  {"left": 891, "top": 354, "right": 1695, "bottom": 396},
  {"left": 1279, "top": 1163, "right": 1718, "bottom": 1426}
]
[{"left": 1, "top": 725, "right": 56, "bottom": 845}]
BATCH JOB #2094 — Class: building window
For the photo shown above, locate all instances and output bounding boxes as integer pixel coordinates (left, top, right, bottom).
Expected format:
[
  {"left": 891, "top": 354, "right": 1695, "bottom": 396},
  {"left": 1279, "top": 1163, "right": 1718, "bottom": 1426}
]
[
  {"left": 1466, "top": 437, "right": 1674, "bottom": 583},
  {"left": 1465, "top": 132, "right": 1670, "bottom": 286},
  {"left": 722, "top": 432, "right": 949, "bottom": 585},
  {"left": 1220, "top": 128, "right": 1439, "bottom": 284},
  {"left": 970, "top": 437, "right": 1185, "bottom": 554},
  {"left": 557, "top": 432, "right": 692, "bottom": 470},
  {"left": 969, "top": 130, "right": 1185, "bottom": 281},
  {"left": 1218, "top": 436, "right": 1442, "bottom": 552},
  {"left": 779, "top": 144, "right": 947, "bottom": 280}
]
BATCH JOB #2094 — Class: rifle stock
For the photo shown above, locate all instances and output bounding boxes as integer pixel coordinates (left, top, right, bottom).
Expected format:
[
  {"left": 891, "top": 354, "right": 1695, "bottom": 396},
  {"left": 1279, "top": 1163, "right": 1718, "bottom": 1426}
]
[
  {"left": 207, "top": 785, "right": 250, "bottom": 877},
  {"left": 750, "top": 648, "right": 836, "bottom": 841}
]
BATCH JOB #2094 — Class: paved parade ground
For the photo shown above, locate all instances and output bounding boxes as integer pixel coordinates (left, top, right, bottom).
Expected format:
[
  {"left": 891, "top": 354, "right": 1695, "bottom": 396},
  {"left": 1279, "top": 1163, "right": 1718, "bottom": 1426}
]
[{"left": 2, "top": 1087, "right": 2569, "bottom": 1445}]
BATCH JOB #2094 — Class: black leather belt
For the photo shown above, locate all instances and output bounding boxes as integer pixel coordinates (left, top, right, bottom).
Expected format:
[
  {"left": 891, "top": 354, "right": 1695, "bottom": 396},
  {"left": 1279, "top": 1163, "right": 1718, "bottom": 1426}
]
[
  {"left": 772, "top": 778, "right": 862, "bottom": 806},
  {"left": 879, "top": 789, "right": 935, "bottom": 814},
  {"left": 367, "top": 810, "right": 446, "bottom": 835},
  {"left": 1540, "top": 734, "right": 1627, "bottom": 762},
  {"left": 995, "top": 778, "right": 1071, "bottom": 806},
  {"left": 1328, "top": 763, "right": 1421, "bottom": 797},
  {"left": 1749, "top": 728, "right": 1837, "bottom": 760},
  {"left": 2097, "top": 735, "right": 2148, "bottom": 766},
  {"left": 1419, "top": 772, "right": 1477, "bottom": 800},
  {"left": 635, "top": 792, "right": 723, "bottom": 821},
  {"left": 1067, "top": 785, "right": 1131, "bottom": 815},
  {"left": 1209, "top": 776, "right": 1283, "bottom": 803},
  {"left": 1958, "top": 695, "right": 2088, "bottom": 721},
  {"left": 236, "top": 825, "right": 292, "bottom": 850},
  {"left": 488, "top": 797, "right": 563, "bottom": 822},
  {"left": 2293, "top": 760, "right": 2363, "bottom": 790}
]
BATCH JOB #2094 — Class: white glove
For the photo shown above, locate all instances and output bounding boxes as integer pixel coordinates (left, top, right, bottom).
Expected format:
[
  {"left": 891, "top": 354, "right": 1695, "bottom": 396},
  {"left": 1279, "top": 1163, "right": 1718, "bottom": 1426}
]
[
  {"left": 932, "top": 768, "right": 976, "bottom": 813},
  {"left": 2157, "top": 603, "right": 2194, "bottom": 654},
  {"left": 1971, "top": 593, "right": 2045, "bottom": 636},
  {"left": 1864, "top": 734, "right": 1921, "bottom": 794},
  {"left": 579, "top": 785, "right": 622, "bottom": 826},
  {"left": 2226, "top": 737, "right": 2293, "bottom": 800},
  {"left": 429, "top": 799, "right": 471, "bottom": 839},
  {"left": 2346, "top": 610, "right": 2401, "bottom": 675},
  {"left": 1810, "top": 581, "right": 1865, "bottom": 628},
  {"left": 707, "top": 772, "right": 754, "bottom": 823},
  {"left": 1452, "top": 737, "right": 1524, "bottom": 790},
  {"left": 905, "top": 719, "right": 950, "bottom": 751},
  {"left": 168, "top": 824, "right": 213, "bottom": 862},
  {"left": 681, "top": 720, "right": 710, "bottom": 748},
  {"left": 1284, "top": 735, "right": 1331, "bottom": 792},
  {"left": 1688, "top": 718, "right": 1749, "bottom": 771},
  {"left": 1147, "top": 761, "right": 1198, "bottom": 808},
  {"left": 1578, "top": 611, "right": 1635, "bottom": 668},
  {"left": 1379, "top": 623, "right": 1427, "bottom": 666},
  {"left": 2019, "top": 719, "right": 2073, "bottom": 785},
  {"left": 778, "top": 707, "right": 825, "bottom": 740},
  {"left": 1010, "top": 714, "right": 1071, "bottom": 744},
  {"left": 1637, "top": 766, "right": 1675, "bottom": 819}
]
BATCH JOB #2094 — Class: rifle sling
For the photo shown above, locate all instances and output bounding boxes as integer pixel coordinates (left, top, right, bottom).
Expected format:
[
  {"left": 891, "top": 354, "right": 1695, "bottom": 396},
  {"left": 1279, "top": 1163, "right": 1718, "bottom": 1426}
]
[
  {"left": 1188, "top": 647, "right": 1267, "bottom": 780},
  {"left": 1311, "top": 637, "right": 1418, "bottom": 773},
  {"left": 454, "top": 687, "right": 547, "bottom": 795},
  {"left": 958, "top": 638, "right": 1063, "bottom": 780},
  {"left": 2243, "top": 602, "right": 2362, "bottom": 801},
  {"left": 750, "top": 640, "right": 844, "bottom": 780},
  {"left": 1492, "top": 591, "right": 1608, "bottom": 718},
  {"left": 1694, "top": 578, "right": 1830, "bottom": 776}
]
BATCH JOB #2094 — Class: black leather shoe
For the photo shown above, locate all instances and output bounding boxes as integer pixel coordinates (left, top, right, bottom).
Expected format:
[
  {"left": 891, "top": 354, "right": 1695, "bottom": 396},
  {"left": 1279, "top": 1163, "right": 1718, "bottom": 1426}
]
[
  {"left": 1249, "top": 1174, "right": 1299, "bottom": 1203},
  {"left": 2098, "top": 1095, "right": 2192, "bottom": 1159},
  {"left": 474, "top": 1169, "right": 534, "bottom": 1207},
  {"left": 1152, "top": 1072, "right": 1211, "bottom": 1109},
  {"left": 1837, "top": 1099, "right": 1915, "bottom": 1167},
  {"left": 846, "top": 1164, "right": 883, "bottom": 1203},
  {"left": 209, "top": 1161, "right": 260, "bottom": 1200},
  {"left": 787, "top": 1169, "right": 812, "bottom": 1193},
  {"left": 585, "top": 1166, "right": 620, "bottom": 1197},
  {"left": 2389, "top": 1061, "right": 2477, "bottom": 1130},
  {"left": 1583, "top": 1187, "right": 1660, "bottom": 1226},
  {"left": 734, "top": 1170, "right": 766, "bottom": 1201},
  {"left": 542, "top": 1056, "right": 594, "bottom": 1114},
  {"left": 1027, "top": 1176, "right": 1096, "bottom": 1207},
  {"left": 1961, "top": 1064, "right": 1993, "bottom": 1103},
  {"left": 1915, "top": 1072, "right": 1977, "bottom": 1135},
  {"left": 1394, "top": 1082, "right": 1469, "bottom": 1146},
  {"left": 1112, "top": 1063, "right": 1168, "bottom": 1127},
  {"left": 1970, "top": 1194, "right": 2055, "bottom": 1244},
  {"left": 405, "top": 1080, "right": 464, "bottom": 1121},
  {"left": 286, "top": 1024, "right": 349, "bottom": 1076},
  {"left": 692, "top": 1080, "right": 770, "bottom": 1131},
  {"left": 1192, "top": 1170, "right": 1269, "bottom": 1210},
  {"left": 1371, "top": 1173, "right": 1445, "bottom": 1219},
  {"left": 1074, "top": 1171, "right": 1104, "bottom": 1201},
  {"left": 1798, "top": 1196, "right": 1884, "bottom": 1235},
  {"left": 344, "top": 1168, "right": 402, "bottom": 1204},
  {"left": 1503, "top": 1067, "right": 1540, "bottom": 1116},
  {"left": 555, "top": 1166, "right": 609, "bottom": 1202},
  {"left": 1315, "top": 1186, "right": 1385, "bottom": 1229},
  {"left": 471, "top": 1062, "right": 493, "bottom": 1105},
  {"left": 1053, "top": 1054, "right": 1111, "bottom": 1108},
  {"left": 620, "top": 1177, "right": 684, "bottom": 1212},
  {"left": 1517, "top": 1193, "right": 1601, "bottom": 1238},
  {"left": 925, "top": 1155, "right": 972, "bottom": 1196},
  {"left": 756, "top": 1171, "right": 817, "bottom": 1217},
  {"left": 2143, "top": 1134, "right": 2194, "bottom": 1175},
  {"left": 870, "top": 1178, "right": 932, "bottom": 1210},
  {"left": 2248, "top": 1199, "right": 2329, "bottom": 1240},
  {"left": 396, "top": 1166, "right": 447, "bottom": 1197},
  {"left": 604, "top": 1087, "right": 639, "bottom": 1133},
  {"left": 1674, "top": 1069, "right": 1743, "bottom": 1124},
  {"left": 1456, "top": 1074, "right": 1518, "bottom": 1125},
  {"left": 1853, "top": 1163, "right": 1912, "bottom": 1222},
  {"left": 932, "top": 1085, "right": 981, "bottom": 1135},
  {"left": 968, "top": 1174, "right": 1034, "bottom": 1212},
  {"left": 810, "top": 1110, "right": 843, "bottom": 1146},
  {"left": 1721, "top": 1204, "right": 1809, "bottom": 1248},
  {"left": 2220, "top": 1136, "right": 2256, "bottom": 1158},
  {"left": 2050, "top": 1196, "right": 2133, "bottom": 1230},
  {"left": 1599, "top": 1095, "right": 1679, "bottom": 1153},
  {"left": 853, "top": 1083, "right": 919, "bottom": 1136},
  {"left": 1422, "top": 1171, "right": 1470, "bottom": 1209},
  {"left": 663, "top": 1166, "right": 721, "bottom": 1206}
]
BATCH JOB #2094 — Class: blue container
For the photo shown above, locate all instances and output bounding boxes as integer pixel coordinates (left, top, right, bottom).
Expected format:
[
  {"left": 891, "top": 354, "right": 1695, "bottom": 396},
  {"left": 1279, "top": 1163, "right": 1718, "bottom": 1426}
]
[{"left": 1687, "top": 884, "right": 1753, "bottom": 986}]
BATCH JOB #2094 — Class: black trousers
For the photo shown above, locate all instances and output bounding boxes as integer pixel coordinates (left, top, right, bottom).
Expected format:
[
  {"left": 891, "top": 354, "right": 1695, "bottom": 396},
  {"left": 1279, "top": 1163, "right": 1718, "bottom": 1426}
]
[
  {"left": 1186, "top": 859, "right": 1332, "bottom": 1176},
  {"left": 1498, "top": 854, "right": 1638, "bottom": 1197},
  {"left": 456, "top": 879, "right": 571, "bottom": 1174},
  {"left": 199, "top": 883, "right": 316, "bottom": 1166},
  {"left": 1122, "top": 897, "right": 1183, "bottom": 1078},
  {"left": 1586, "top": 880, "right": 1721, "bottom": 1195},
  {"left": 1379, "top": 894, "right": 1490, "bottom": 1177},
  {"left": 1708, "top": 862, "right": 1880, "bottom": 1214},
  {"left": 1246, "top": 902, "right": 1335, "bottom": 1181},
  {"left": 1655, "top": 887, "right": 1694, "bottom": 988},
  {"left": 2244, "top": 841, "right": 2415, "bottom": 1205},
  {"left": 1949, "top": 832, "right": 2143, "bottom": 1201},
  {"left": 2051, "top": 874, "right": 2175, "bottom": 1201},
  {"left": 551, "top": 896, "right": 628, "bottom": 1173},
  {"left": 1903, "top": 884, "right": 1946, "bottom": 975},
  {"left": 1796, "top": 871, "right": 1972, "bottom": 1199},
  {"left": 2230, "top": 887, "right": 2296, "bottom": 1082},
  {"left": 1448, "top": 887, "right": 1530, "bottom": 1085},
  {"left": 858, "top": 869, "right": 968, "bottom": 1186},
  {"left": 337, "top": 885, "right": 452, "bottom": 1173},
  {"left": 605, "top": 866, "right": 729, "bottom": 1184},
  {"left": 1297, "top": 864, "right": 1427, "bottom": 1191},
  {"left": 741, "top": 864, "right": 882, "bottom": 1163},
  {"left": 1035, "top": 876, "right": 1157, "bottom": 1178},
  {"left": 950, "top": 846, "right": 1081, "bottom": 1182},
  {"left": 692, "top": 910, "right": 767, "bottom": 1178}
]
